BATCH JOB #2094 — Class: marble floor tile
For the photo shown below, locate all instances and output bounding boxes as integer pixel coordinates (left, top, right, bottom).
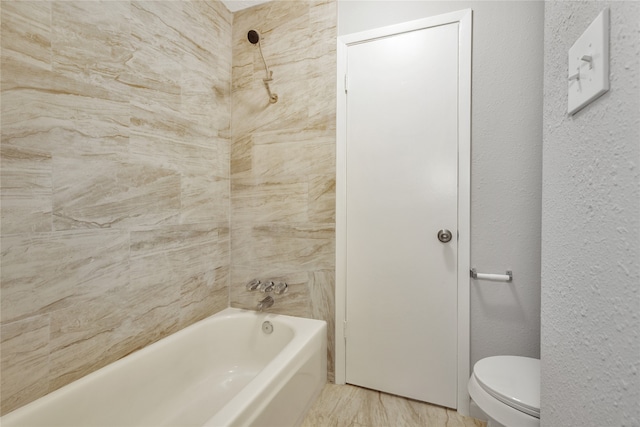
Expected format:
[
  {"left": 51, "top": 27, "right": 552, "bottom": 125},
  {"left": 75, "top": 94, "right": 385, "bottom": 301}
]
[{"left": 301, "top": 383, "right": 486, "bottom": 427}]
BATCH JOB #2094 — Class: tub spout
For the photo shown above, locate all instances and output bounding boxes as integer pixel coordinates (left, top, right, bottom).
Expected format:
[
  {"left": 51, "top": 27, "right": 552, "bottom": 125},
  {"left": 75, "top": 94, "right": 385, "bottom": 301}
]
[{"left": 257, "top": 296, "right": 274, "bottom": 311}]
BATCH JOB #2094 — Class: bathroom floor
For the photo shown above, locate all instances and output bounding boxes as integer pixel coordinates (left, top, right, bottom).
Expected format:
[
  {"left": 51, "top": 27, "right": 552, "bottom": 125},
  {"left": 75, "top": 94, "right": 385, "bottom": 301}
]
[{"left": 301, "top": 383, "right": 486, "bottom": 427}]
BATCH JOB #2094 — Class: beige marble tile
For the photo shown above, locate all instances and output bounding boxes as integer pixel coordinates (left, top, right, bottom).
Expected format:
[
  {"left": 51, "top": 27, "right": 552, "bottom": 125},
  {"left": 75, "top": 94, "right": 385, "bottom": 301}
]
[
  {"left": 308, "top": 136, "right": 337, "bottom": 174},
  {"left": 51, "top": 1, "right": 132, "bottom": 101},
  {"left": 182, "top": 92, "right": 231, "bottom": 139},
  {"left": 301, "top": 384, "right": 487, "bottom": 427},
  {"left": 130, "top": 223, "right": 219, "bottom": 255},
  {"left": 1, "top": 52, "right": 131, "bottom": 245},
  {"left": 251, "top": 127, "right": 330, "bottom": 146},
  {"left": 231, "top": 0, "right": 337, "bottom": 132},
  {"left": 217, "top": 138, "right": 231, "bottom": 179},
  {"left": 0, "top": 315, "right": 50, "bottom": 415},
  {"left": 177, "top": 2, "right": 232, "bottom": 100},
  {"left": 97, "top": 284, "right": 182, "bottom": 382},
  {"left": 125, "top": 223, "right": 230, "bottom": 351},
  {"left": 0, "top": 75, "right": 130, "bottom": 153},
  {"left": 230, "top": 44, "right": 254, "bottom": 93},
  {"left": 0, "top": 1, "right": 52, "bottom": 71},
  {"left": 308, "top": 0, "right": 338, "bottom": 79},
  {"left": 306, "top": 74, "right": 338, "bottom": 131},
  {"left": 230, "top": 269, "right": 312, "bottom": 317},
  {"left": 232, "top": 2, "right": 312, "bottom": 86},
  {"left": 181, "top": 174, "right": 230, "bottom": 224},
  {"left": 180, "top": 264, "right": 229, "bottom": 328},
  {"left": 52, "top": 157, "right": 181, "bottom": 230},
  {"left": 129, "top": 223, "right": 228, "bottom": 323},
  {"left": 231, "top": 223, "right": 335, "bottom": 271},
  {"left": 230, "top": 79, "right": 314, "bottom": 136},
  {"left": 47, "top": 290, "right": 137, "bottom": 391},
  {"left": 179, "top": 45, "right": 221, "bottom": 97},
  {"left": 250, "top": 130, "right": 335, "bottom": 177},
  {"left": 126, "top": 1, "right": 183, "bottom": 89},
  {"left": 129, "top": 133, "right": 219, "bottom": 175},
  {"left": 129, "top": 90, "right": 221, "bottom": 155},
  {"left": 0, "top": 230, "right": 130, "bottom": 324},
  {"left": 309, "top": 174, "right": 336, "bottom": 224},
  {"left": 231, "top": 134, "right": 253, "bottom": 178},
  {"left": 0, "top": 145, "right": 52, "bottom": 235},
  {"left": 308, "top": 270, "right": 335, "bottom": 381},
  {"left": 231, "top": 178, "right": 308, "bottom": 223},
  {"left": 129, "top": 91, "right": 197, "bottom": 141},
  {"left": 128, "top": 136, "right": 229, "bottom": 229},
  {"left": 181, "top": 1, "right": 232, "bottom": 63},
  {"left": 124, "top": 3, "right": 188, "bottom": 142},
  {"left": 251, "top": 139, "right": 314, "bottom": 177},
  {"left": 179, "top": 226, "right": 230, "bottom": 327}
]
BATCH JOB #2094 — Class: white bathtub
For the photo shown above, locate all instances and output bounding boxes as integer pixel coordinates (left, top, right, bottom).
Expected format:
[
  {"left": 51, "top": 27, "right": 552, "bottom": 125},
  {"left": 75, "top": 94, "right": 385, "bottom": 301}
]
[{"left": 1, "top": 308, "right": 327, "bottom": 427}]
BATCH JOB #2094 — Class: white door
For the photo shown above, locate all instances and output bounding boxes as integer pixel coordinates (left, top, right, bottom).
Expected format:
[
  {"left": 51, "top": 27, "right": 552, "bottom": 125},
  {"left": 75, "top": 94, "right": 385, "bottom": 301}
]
[{"left": 344, "top": 21, "right": 460, "bottom": 408}]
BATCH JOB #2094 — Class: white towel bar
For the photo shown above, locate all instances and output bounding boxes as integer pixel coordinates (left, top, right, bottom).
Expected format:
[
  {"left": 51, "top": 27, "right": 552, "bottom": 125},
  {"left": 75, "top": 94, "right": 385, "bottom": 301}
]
[{"left": 470, "top": 268, "right": 513, "bottom": 282}]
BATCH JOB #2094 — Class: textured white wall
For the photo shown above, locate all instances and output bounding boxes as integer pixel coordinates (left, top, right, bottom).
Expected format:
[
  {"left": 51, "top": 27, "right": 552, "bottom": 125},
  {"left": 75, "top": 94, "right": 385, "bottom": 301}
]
[
  {"left": 338, "top": 1, "right": 544, "bottom": 368},
  {"left": 541, "top": 2, "right": 640, "bottom": 426}
]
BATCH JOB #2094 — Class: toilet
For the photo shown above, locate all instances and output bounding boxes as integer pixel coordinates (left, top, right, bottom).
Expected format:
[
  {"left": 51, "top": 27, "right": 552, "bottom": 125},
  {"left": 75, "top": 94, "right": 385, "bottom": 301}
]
[{"left": 468, "top": 356, "right": 540, "bottom": 427}]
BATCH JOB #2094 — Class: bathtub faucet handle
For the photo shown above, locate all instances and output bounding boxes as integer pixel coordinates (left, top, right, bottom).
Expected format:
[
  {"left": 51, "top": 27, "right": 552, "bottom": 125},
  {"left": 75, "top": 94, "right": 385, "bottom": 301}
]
[
  {"left": 260, "top": 281, "right": 275, "bottom": 292},
  {"left": 274, "top": 282, "right": 288, "bottom": 295},
  {"left": 246, "top": 279, "right": 262, "bottom": 291},
  {"left": 257, "top": 295, "right": 274, "bottom": 311}
]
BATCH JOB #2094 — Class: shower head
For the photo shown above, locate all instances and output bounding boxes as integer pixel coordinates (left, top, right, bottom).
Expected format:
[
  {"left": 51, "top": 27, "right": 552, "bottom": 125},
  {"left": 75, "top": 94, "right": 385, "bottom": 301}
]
[{"left": 247, "top": 30, "right": 260, "bottom": 45}]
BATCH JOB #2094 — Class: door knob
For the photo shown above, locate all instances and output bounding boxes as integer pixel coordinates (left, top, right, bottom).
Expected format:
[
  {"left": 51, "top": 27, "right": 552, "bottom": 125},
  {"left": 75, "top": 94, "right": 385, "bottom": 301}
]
[{"left": 437, "top": 229, "right": 452, "bottom": 243}]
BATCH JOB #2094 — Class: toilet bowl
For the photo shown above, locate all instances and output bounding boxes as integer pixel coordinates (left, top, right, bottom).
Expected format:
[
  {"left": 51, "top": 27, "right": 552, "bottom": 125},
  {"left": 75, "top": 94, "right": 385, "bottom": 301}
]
[{"left": 468, "top": 356, "right": 540, "bottom": 427}]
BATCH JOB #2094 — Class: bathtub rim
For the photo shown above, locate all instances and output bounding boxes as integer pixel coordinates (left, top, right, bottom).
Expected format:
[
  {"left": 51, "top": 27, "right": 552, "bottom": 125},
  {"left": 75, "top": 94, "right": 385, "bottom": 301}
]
[
  {"left": 1, "top": 307, "right": 328, "bottom": 425},
  {"left": 206, "top": 310, "right": 327, "bottom": 426}
]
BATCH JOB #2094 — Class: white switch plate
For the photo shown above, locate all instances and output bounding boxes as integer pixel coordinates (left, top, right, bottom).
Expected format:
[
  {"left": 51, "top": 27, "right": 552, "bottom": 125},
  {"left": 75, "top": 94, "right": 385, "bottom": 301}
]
[{"left": 567, "top": 8, "right": 610, "bottom": 115}]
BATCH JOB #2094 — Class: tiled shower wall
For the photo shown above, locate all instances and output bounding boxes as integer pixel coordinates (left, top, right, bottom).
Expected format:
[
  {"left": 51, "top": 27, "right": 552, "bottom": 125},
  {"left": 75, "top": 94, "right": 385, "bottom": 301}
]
[
  {"left": 0, "top": 1, "right": 232, "bottom": 414},
  {"left": 229, "top": 1, "right": 337, "bottom": 380}
]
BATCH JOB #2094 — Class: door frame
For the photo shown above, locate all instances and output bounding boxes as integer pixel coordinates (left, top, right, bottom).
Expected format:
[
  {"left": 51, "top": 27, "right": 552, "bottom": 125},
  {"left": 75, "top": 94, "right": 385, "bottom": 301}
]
[{"left": 335, "top": 9, "right": 472, "bottom": 415}]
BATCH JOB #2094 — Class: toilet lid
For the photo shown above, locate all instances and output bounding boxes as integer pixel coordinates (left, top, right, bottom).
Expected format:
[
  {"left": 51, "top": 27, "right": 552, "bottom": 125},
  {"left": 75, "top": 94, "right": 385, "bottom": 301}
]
[{"left": 473, "top": 356, "right": 540, "bottom": 418}]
